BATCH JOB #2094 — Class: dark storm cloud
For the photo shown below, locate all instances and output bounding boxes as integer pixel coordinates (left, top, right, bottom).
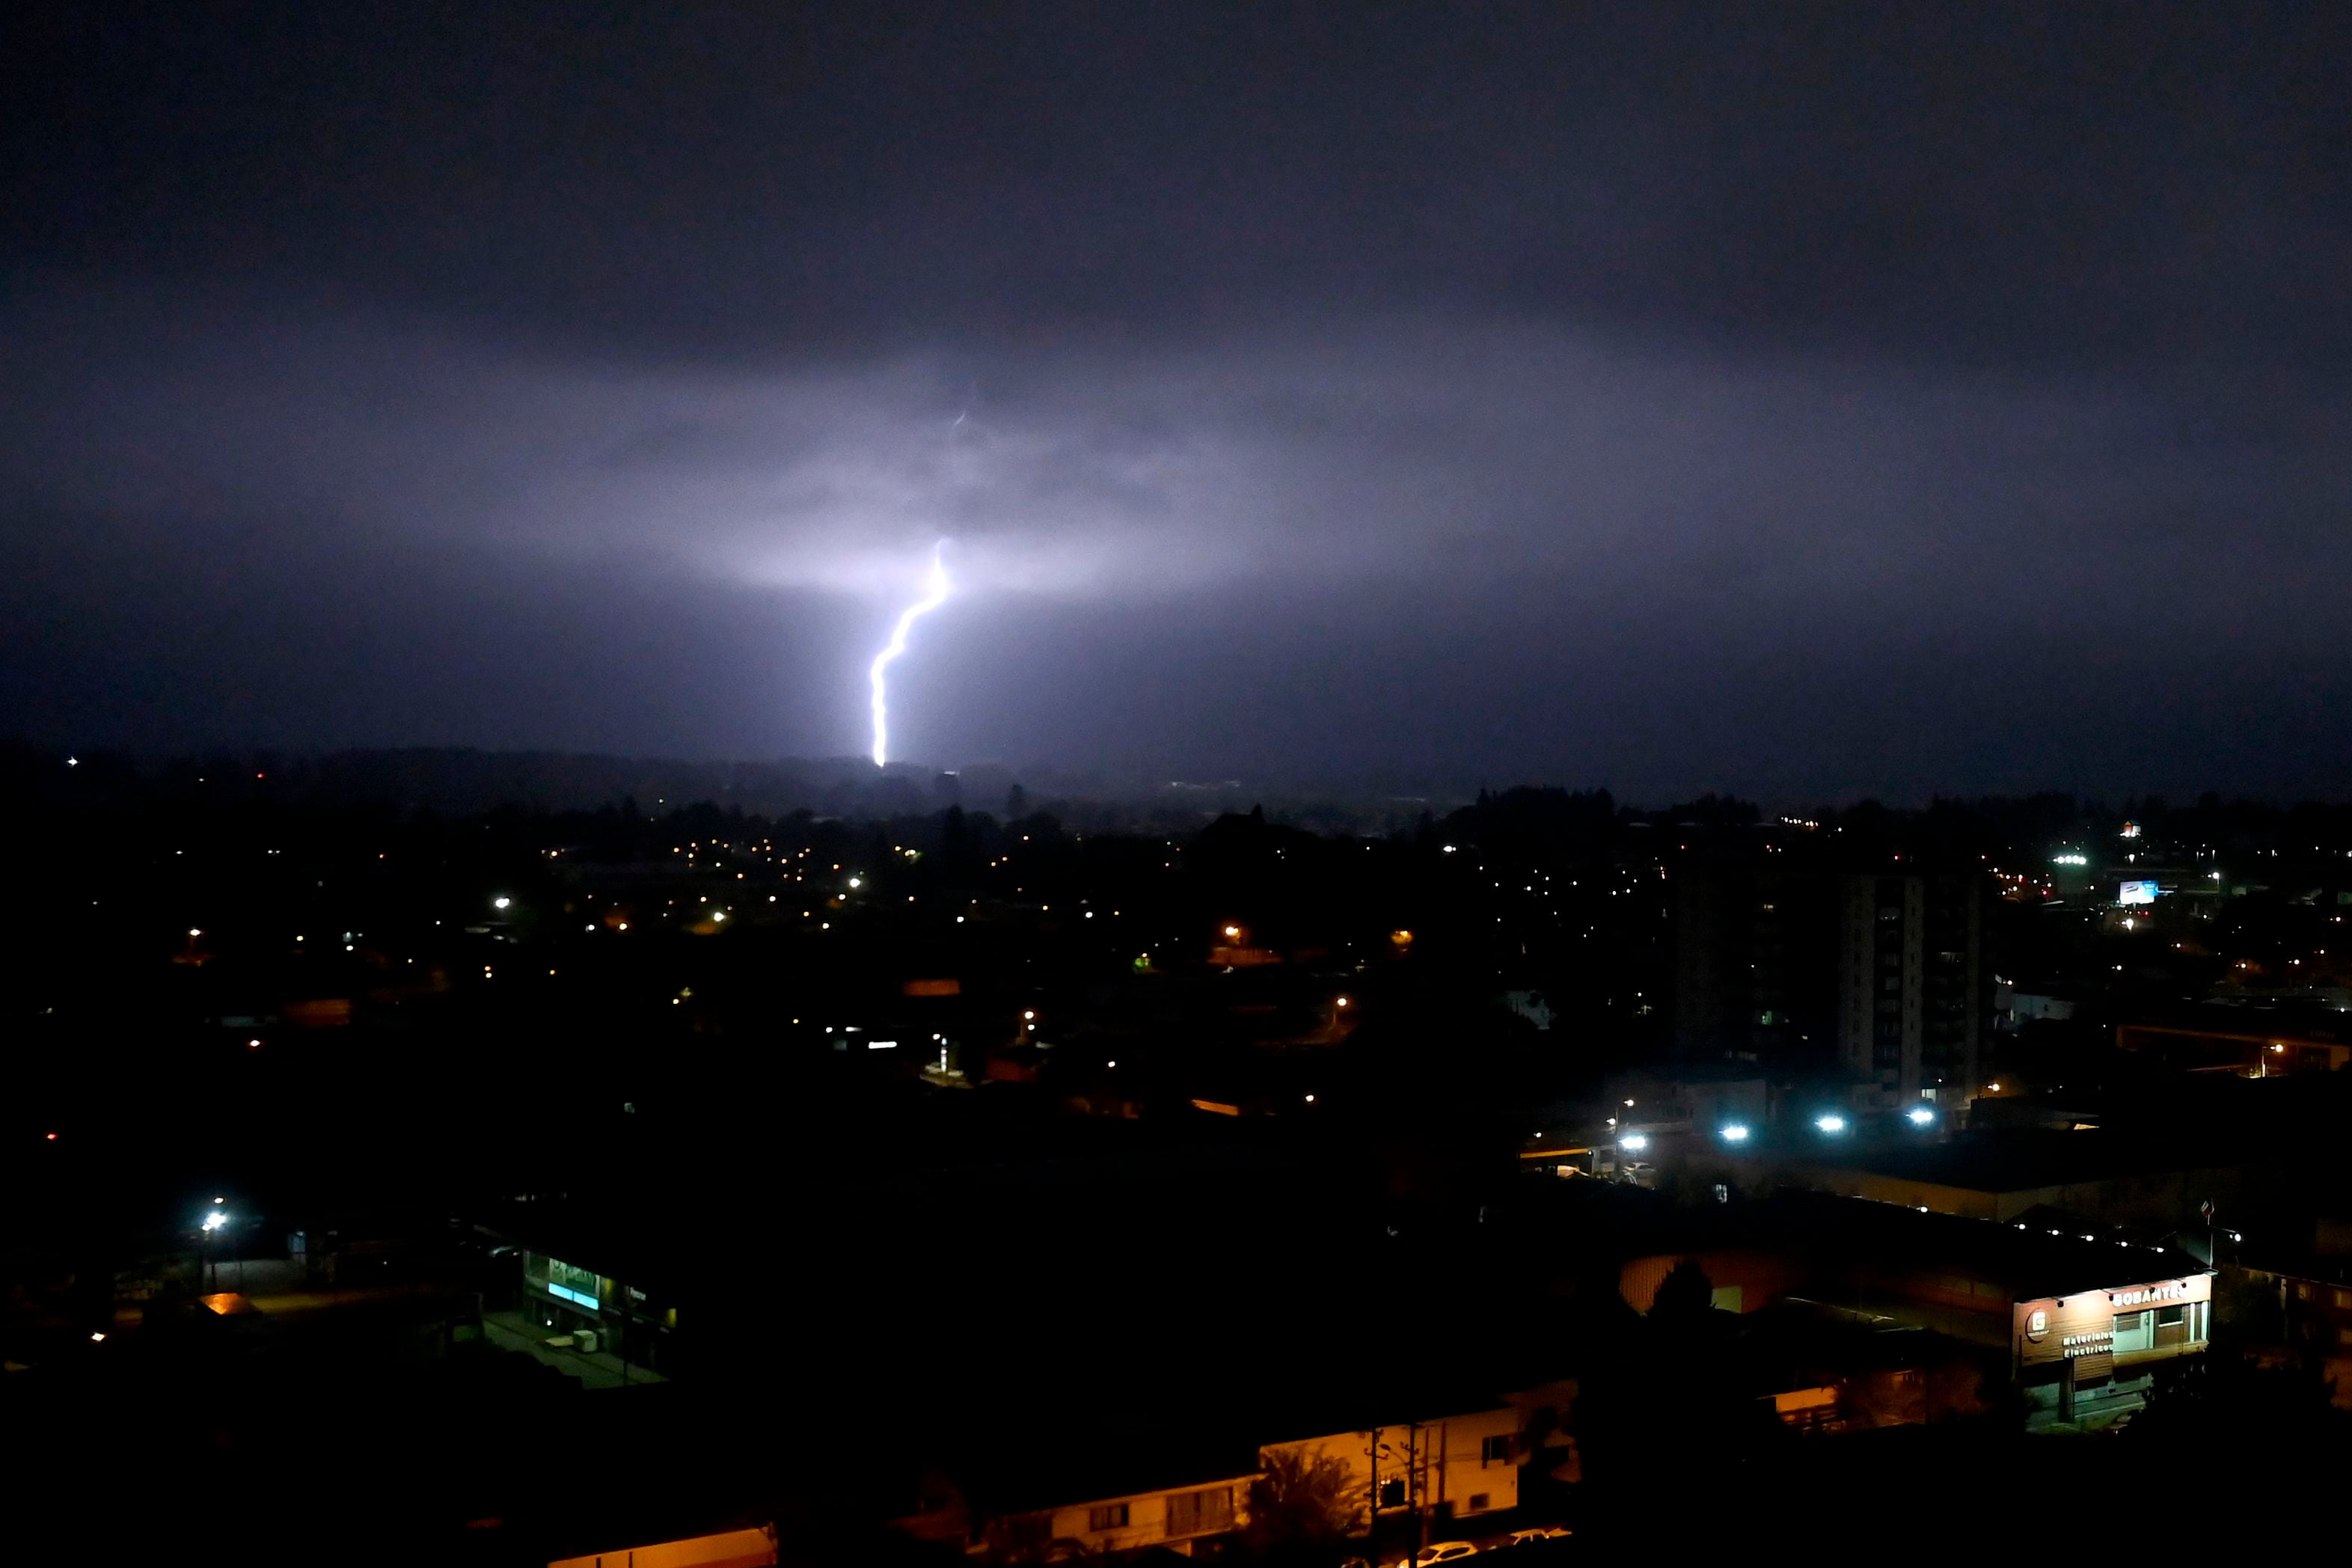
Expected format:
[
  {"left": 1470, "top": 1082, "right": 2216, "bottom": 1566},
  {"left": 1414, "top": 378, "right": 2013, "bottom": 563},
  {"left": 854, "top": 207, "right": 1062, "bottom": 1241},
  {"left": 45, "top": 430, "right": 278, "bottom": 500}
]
[{"left": 4, "top": 3, "right": 2349, "bottom": 795}]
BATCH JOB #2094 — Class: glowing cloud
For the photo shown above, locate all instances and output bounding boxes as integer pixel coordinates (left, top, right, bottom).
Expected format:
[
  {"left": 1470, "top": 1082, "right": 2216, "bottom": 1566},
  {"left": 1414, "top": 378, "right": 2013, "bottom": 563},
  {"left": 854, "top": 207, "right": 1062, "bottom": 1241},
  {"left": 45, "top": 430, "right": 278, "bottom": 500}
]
[{"left": 869, "top": 542, "right": 953, "bottom": 766}]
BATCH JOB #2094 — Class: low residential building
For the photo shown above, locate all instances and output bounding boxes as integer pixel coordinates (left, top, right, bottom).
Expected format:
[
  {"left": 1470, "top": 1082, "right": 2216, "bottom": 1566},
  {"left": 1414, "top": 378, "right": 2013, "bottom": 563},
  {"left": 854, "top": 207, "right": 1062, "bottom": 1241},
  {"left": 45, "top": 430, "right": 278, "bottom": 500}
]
[
  {"left": 973, "top": 1471, "right": 1254, "bottom": 1561},
  {"left": 548, "top": 1525, "right": 776, "bottom": 1568},
  {"left": 1261, "top": 1401, "right": 1527, "bottom": 1534},
  {"left": 904, "top": 1433, "right": 1258, "bottom": 1562}
]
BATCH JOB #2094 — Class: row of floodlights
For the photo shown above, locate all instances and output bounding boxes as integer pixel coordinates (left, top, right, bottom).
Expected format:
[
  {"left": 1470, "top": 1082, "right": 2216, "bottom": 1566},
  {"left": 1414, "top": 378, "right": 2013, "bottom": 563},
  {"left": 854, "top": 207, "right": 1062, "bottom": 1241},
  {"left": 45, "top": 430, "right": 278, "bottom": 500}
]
[{"left": 1695, "top": 1105, "right": 1936, "bottom": 1145}]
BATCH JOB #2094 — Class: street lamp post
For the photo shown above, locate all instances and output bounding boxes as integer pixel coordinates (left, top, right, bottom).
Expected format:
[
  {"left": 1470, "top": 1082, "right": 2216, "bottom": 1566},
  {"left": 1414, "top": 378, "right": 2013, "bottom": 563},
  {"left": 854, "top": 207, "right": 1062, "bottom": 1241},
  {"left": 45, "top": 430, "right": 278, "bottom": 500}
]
[{"left": 200, "top": 1207, "right": 228, "bottom": 1291}]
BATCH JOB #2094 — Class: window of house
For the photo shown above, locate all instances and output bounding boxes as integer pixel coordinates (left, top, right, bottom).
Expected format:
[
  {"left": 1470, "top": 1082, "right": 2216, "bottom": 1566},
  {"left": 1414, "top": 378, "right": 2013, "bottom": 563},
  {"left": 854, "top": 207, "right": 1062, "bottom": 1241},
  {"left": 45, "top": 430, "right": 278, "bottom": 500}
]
[
  {"left": 1468, "top": 1493, "right": 1491, "bottom": 1512},
  {"left": 2297, "top": 1282, "right": 2312, "bottom": 1299},
  {"left": 2334, "top": 1290, "right": 2352, "bottom": 1311},
  {"left": 2111, "top": 1308, "right": 2153, "bottom": 1353},
  {"left": 1379, "top": 1479, "right": 1407, "bottom": 1509},
  {"left": 1480, "top": 1435, "right": 1512, "bottom": 1463},
  {"left": 1088, "top": 1504, "right": 1129, "bottom": 1533},
  {"left": 1166, "top": 1487, "right": 1234, "bottom": 1537}
]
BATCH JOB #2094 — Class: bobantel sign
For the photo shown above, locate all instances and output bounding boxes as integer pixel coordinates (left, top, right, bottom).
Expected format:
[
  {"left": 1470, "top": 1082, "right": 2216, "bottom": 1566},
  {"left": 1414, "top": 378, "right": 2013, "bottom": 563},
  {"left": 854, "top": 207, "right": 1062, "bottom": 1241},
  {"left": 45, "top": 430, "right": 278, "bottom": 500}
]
[{"left": 2013, "top": 1273, "right": 2209, "bottom": 1367}]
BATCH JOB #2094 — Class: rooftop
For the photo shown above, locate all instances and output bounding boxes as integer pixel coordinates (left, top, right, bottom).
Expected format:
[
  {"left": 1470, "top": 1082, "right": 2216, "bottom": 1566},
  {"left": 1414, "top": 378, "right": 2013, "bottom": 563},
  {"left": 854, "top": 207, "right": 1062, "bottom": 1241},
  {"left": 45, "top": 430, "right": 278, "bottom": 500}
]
[{"left": 1739, "top": 1127, "right": 2247, "bottom": 1194}]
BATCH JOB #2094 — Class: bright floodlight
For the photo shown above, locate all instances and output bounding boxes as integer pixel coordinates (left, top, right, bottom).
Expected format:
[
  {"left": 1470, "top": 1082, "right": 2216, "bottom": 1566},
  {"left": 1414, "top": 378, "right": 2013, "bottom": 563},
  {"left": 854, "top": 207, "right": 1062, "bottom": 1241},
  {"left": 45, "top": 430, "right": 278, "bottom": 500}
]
[
  {"left": 1621, "top": 1133, "right": 1650, "bottom": 1151},
  {"left": 1907, "top": 1106, "right": 1936, "bottom": 1126},
  {"left": 201, "top": 1210, "right": 227, "bottom": 1232},
  {"left": 869, "top": 542, "right": 953, "bottom": 767},
  {"left": 1815, "top": 1114, "right": 1848, "bottom": 1134},
  {"left": 492, "top": 895, "right": 512, "bottom": 910},
  {"left": 1720, "top": 1124, "right": 1751, "bottom": 1142}
]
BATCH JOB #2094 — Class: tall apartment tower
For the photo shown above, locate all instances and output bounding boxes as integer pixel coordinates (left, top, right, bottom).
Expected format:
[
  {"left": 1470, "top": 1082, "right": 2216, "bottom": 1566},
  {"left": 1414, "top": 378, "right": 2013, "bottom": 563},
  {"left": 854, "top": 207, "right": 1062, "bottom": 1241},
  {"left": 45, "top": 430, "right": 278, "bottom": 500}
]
[
  {"left": 1671, "top": 859, "right": 1838, "bottom": 1066},
  {"left": 1837, "top": 872, "right": 1983, "bottom": 1106}
]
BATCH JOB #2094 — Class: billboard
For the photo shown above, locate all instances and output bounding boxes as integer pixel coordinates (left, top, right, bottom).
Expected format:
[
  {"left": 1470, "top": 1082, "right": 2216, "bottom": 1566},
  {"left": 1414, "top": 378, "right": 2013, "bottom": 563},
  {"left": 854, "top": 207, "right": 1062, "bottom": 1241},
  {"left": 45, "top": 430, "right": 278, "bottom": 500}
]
[{"left": 2119, "top": 880, "right": 2157, "bottom": 906}]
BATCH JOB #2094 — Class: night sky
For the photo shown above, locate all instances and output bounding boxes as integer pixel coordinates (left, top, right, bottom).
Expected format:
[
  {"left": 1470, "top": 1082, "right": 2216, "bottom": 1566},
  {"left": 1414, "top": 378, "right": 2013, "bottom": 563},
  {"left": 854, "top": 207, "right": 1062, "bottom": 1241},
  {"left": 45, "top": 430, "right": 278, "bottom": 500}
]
[{"left": 6, "top": 4, "right": 2348, "bottom": 801}]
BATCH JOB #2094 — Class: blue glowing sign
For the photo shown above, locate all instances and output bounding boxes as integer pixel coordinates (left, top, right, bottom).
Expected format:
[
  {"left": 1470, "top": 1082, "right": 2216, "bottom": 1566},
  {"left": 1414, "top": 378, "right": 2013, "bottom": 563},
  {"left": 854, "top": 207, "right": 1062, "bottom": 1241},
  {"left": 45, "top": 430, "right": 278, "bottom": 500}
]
[{"left": 548, "top": 1282, "right": 599, "bottom": 1311}]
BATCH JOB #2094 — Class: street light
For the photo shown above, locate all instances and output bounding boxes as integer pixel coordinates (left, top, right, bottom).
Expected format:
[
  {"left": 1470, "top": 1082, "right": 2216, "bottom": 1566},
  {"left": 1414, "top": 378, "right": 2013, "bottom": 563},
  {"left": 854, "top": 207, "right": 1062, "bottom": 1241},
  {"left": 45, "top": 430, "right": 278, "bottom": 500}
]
[
  {"left": 492, "top": 895, "right": 512, "bottom": 910},
  {"left": 1907, "top": 1106, "right": 1936, "bottom": 1127},
  {"left": 200, "top": 1207, "right": 229, "bottom": 1292},
  {"left": 1814, "top": 1114, "right": 1848, "bottom": 1134},
  {"left": 1720, "top": 1124, "right": 1751, "bottom": 1142},
  {"left": 1621, "top": 1133, "right": 1650, "bottom": 1152}
]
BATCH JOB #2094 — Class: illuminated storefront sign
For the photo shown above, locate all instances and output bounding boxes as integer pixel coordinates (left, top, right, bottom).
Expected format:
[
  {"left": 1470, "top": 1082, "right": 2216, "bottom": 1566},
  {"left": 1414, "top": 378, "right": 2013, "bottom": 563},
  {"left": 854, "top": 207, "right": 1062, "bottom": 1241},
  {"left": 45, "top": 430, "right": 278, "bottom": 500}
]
[
  {"left": 2110, "top": 1283, "right": 2189, "bottom": 1306},
  {"left": 539, "top": 1254, "right": 603, "bottom": 1314},
  {"left": 2014, "top": 1274, "right": 2210, "bottom": 1368}
]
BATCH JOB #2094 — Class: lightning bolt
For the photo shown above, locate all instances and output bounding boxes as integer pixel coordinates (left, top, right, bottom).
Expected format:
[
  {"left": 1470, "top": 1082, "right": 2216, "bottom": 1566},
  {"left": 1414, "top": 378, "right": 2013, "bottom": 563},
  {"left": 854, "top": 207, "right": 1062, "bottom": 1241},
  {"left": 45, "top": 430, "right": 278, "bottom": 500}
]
[{"left": 869, "top": 542, "right": 953, "bottom": 768}]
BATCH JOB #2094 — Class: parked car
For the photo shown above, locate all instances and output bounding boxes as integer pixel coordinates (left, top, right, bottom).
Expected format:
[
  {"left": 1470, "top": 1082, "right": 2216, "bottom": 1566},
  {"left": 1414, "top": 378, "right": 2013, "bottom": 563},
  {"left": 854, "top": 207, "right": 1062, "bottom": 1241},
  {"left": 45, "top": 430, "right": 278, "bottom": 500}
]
[{"left": 1507, "top": 1526, "right": 1574, "bottom": 1545}]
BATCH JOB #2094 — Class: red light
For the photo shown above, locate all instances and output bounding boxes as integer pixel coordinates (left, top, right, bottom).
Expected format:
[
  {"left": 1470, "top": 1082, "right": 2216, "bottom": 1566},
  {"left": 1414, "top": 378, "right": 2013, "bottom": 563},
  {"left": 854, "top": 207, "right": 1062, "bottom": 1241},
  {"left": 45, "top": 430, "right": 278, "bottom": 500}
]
[
  {"left": 45, "top": 1132, "right": 58, "bottom": 1141},
  {"left": 255, "top": 772, "right": 266, "bottom": 780}
]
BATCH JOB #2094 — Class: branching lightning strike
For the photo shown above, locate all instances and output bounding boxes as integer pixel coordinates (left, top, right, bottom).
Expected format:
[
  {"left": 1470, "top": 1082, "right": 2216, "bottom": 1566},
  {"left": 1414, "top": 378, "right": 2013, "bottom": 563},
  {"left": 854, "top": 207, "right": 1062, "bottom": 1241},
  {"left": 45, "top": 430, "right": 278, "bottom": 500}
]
[{"left": 869, "top": 542, "right": 953, "bottom": 767}]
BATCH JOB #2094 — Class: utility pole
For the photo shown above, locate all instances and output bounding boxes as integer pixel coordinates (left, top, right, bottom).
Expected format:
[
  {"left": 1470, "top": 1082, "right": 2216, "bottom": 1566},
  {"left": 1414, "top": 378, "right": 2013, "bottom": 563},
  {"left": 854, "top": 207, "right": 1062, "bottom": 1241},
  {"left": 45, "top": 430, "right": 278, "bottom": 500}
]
[
  {"left": 1418, "top": 1422, "right": 1432, "bottom": 1562},
  {"left": 1402, "top": 1422, "right": 1426, "bottom": 1565}
]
